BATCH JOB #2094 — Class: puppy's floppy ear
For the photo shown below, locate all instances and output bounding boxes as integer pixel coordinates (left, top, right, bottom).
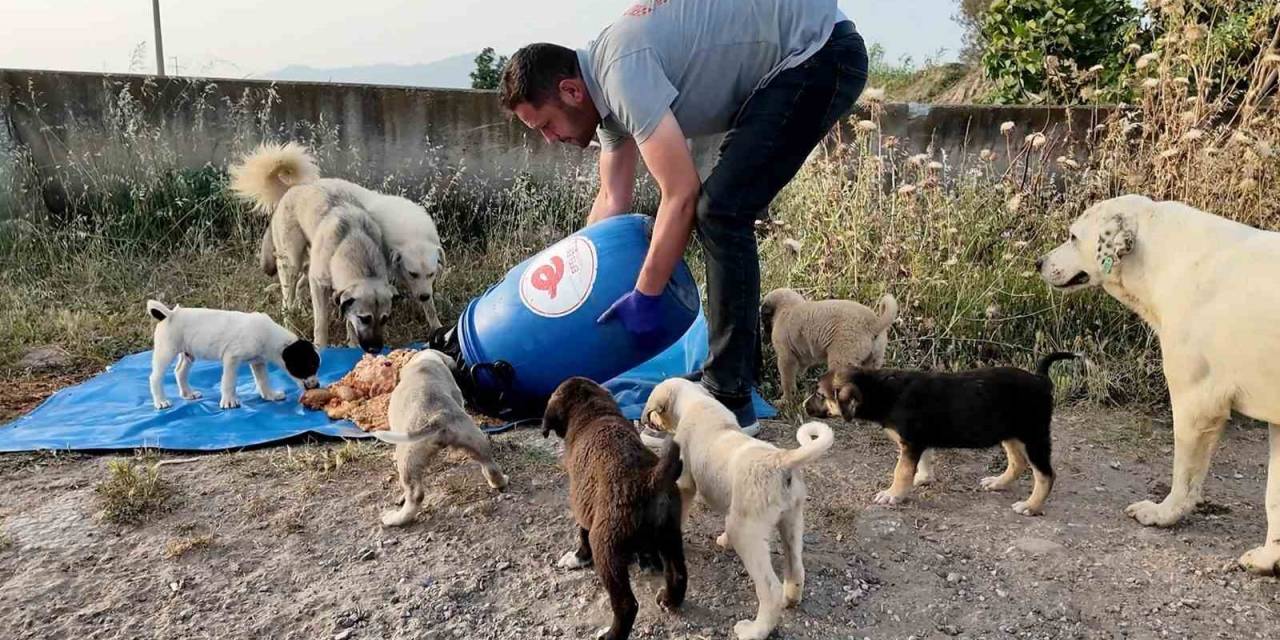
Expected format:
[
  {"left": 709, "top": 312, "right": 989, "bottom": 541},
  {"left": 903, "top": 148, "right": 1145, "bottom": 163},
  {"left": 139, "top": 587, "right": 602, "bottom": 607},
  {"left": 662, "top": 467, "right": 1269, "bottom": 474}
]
[
  {"left": 1096, "top": 210, "right": 1136, "bottom": 275},
  {"left": 282, "top": 339, "right": 322, "bottom": 379},
  {"left": 541, "top": 390, "right": 569, "bottom": 439},
  {"left": 431, "top": 350, "right": 458, "bottom": 372}
]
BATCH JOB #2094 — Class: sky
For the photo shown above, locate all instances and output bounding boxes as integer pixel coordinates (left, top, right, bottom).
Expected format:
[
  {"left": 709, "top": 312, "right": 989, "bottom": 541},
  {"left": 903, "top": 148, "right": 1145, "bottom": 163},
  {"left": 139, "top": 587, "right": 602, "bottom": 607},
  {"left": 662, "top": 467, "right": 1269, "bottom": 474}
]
[{"left": 0, "top": 1, "right": 965, "bottom": 79}]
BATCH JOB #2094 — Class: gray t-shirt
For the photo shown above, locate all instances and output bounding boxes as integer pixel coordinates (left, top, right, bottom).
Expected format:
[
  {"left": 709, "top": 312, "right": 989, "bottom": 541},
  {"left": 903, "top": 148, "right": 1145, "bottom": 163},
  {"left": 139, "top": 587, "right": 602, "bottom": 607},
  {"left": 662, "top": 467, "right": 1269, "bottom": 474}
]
[{"left": 577, "top": 0, "right": 841, "bottom": 151}]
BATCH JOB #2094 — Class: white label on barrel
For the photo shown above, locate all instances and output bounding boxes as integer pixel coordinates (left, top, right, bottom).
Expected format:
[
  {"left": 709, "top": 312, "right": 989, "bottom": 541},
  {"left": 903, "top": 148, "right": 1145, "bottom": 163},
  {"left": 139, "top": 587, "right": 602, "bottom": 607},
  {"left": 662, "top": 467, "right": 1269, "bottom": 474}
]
[{"left": 519, "top": 236, "right": 599, "bottom": 318}]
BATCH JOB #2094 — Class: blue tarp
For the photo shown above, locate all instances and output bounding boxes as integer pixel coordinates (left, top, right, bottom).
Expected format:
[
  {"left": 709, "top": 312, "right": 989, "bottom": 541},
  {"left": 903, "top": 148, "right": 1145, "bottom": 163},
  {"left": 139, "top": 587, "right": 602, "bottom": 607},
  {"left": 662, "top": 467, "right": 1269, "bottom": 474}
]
[{"left": 0, "top": 312, "right": 774, "bottom": 452}]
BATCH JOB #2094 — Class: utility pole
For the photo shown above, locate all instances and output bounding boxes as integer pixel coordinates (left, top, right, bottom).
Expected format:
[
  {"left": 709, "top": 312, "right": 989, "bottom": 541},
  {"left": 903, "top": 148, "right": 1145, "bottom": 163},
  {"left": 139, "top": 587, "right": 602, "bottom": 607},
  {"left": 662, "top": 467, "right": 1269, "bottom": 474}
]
[{"left": 152, "top": 0, "right": 166, "bottom": 76}]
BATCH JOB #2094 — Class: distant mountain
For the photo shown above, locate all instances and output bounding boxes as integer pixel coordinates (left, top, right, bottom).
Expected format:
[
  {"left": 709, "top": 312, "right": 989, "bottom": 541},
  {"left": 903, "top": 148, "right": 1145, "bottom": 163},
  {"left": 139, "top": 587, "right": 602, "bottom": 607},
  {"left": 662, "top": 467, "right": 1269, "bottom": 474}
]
[{"left": 263, "top": 52, "right": 479, "bottom": 89}]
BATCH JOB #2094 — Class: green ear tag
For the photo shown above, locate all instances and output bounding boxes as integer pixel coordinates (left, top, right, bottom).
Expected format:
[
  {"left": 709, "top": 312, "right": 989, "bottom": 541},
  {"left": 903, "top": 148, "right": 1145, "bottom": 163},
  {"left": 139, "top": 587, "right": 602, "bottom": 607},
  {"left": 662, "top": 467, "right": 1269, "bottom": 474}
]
[{"left": 1101, "top": 256, "right": 1114, "bottom": 275}]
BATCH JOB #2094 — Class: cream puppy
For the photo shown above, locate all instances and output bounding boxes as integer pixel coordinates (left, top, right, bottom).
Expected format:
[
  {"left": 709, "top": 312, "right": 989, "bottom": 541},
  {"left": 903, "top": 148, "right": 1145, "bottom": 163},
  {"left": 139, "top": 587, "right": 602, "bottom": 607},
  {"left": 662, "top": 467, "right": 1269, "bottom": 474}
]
[
  {"left": 641, "top": 378, "right": 834, "bottom": 640},
  {"left": 371, "top": 350, "right": 508, "bottom": 527}
]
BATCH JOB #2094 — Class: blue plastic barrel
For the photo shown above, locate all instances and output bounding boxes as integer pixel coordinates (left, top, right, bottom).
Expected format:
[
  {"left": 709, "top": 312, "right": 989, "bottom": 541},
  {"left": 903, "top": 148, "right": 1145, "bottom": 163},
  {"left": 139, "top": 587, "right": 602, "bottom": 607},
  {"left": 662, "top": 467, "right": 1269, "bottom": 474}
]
[{"left": 457, "top": 214, "right": 700, "bottom": 413}]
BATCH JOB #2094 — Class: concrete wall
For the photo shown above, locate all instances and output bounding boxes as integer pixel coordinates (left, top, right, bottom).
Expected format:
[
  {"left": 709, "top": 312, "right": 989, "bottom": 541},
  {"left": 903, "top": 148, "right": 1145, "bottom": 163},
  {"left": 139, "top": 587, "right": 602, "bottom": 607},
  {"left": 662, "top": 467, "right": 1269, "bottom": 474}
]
[{"left": 1, "top": 68, "right": 1112, "bottom": 217}]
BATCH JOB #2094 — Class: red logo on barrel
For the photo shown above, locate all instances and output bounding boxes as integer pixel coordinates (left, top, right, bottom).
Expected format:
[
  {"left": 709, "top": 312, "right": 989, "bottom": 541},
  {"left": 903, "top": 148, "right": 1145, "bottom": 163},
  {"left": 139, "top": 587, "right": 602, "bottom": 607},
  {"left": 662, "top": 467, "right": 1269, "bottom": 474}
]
[{"left": 530, "top": 256, "right": 565, "bottom": 299}]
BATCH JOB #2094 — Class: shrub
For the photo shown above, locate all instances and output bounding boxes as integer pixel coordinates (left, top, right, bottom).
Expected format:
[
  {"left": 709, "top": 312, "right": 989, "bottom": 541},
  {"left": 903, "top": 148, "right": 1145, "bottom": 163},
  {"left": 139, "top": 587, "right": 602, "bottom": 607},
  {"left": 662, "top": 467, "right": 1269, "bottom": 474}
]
[{"left": 981, "top": 0, "right": 1142, "bottom": 104}]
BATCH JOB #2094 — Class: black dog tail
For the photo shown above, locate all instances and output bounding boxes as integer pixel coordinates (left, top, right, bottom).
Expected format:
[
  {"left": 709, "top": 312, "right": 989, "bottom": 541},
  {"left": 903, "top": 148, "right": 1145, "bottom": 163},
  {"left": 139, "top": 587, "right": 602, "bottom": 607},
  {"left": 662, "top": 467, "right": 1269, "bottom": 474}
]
[
  {"left": 649, "top": 440, "right": 683, "bottom": 490},
  {"left": 1036, "top": 351, "right": 1080, "bottom": 378}
]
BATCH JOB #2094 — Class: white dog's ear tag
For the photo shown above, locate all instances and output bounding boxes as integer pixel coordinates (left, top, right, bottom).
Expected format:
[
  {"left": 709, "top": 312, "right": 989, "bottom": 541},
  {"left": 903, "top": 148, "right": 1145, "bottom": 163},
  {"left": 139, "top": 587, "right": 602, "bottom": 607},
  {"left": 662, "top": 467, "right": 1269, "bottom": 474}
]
[{"left": 1101, "top": 256, "right": 1114, "bottom": 275}]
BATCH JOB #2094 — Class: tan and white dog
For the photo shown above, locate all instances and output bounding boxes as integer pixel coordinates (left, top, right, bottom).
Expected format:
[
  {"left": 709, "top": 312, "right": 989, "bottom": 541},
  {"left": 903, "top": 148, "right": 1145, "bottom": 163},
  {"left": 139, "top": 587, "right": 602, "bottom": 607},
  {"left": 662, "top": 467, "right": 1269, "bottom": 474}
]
[
  {"left": 370, "top": 350, "right": 508, "bottom": 527},
  {"left": 1039, "top": 194, "right": 1280, "bottom": 575},
  {"left": 641, "top": 378, "right": 834, "bottom": 640}
]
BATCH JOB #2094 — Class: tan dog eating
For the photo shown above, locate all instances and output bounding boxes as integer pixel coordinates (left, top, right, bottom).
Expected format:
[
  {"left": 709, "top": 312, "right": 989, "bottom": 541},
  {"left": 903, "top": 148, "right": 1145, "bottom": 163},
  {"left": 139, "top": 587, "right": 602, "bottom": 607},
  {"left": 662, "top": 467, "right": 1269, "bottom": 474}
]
[{"left": 370, "top": 350, "right": 508, "bottom": 527}]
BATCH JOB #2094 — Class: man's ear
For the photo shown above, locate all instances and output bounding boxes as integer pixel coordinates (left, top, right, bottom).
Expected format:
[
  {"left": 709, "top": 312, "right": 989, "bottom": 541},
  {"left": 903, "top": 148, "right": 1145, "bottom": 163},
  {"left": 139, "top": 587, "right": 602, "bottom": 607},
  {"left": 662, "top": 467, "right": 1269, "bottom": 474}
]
[
  {"left": 558, "top": 77, "right": 588, "bottom": 106},
  {"left": 1096, "top": 211, "right": 1136, "bottom": 275}
]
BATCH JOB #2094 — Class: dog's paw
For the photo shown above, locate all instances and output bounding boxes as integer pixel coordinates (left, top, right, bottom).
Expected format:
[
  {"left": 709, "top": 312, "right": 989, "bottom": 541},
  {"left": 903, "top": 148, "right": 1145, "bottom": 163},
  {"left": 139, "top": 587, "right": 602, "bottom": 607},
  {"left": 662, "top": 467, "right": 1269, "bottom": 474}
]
[
  {"left": 872, "top": 490, "right": 907, "bottom": 506},
  {"left": 1238, "top": 544, "right": 1280, "bottom": 576},
  {"left": 594, "top": 626, "right": 617, "bottom": 640},
  {"left": 262, "top": 390, "right": 286, "bottom": 402},
  {"left": 980, "top": 475, "right": 1011, "bottom": 491},
  {"left": 153, "top": 398, "right": 172, "bottom": 410},
  {"left": 912, "top": 472, "right": 934, "bottom": 487},
  {"left": 656, "top": 587, "right": 684, "bottom": 612},
  {"left": 556, "top": 550, "right": 591, "bottom": 570},
  {"left": 381, "top": 510, "right": 414, "bottom": 527},
  {"left": 715, "top": 531, "right": 730, "bottom": 549},
  {"left": 1125, "top": 499, "right": 1183, "bottom": 527},
  {"left": 783, "top": 581, "right": 803, "bottom": 607},
  {"left": 488, "top": 473, "right": 510, "bottom": 491},
  {"left": 733, "top": 619, "right": 770, "bottom": 640},
  {"left": 180, "top": 390, "right": 203, "bottom": 400},
  {"left": 1011, "top": 500, "right": 1044, "bottom": 516},
  {"left": 219, "top": 397, "right": 241, "bottom": 410}
]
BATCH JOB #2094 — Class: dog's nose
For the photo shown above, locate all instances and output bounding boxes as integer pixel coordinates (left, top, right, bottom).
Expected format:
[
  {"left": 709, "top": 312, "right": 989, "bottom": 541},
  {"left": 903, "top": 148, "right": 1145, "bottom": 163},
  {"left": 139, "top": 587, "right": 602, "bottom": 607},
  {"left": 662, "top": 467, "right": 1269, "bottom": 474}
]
[
  {"left": 418, "top": 294, "right": 431, "bottom": 302},
  {"left": 1034, "top": 258, "right": 1044, "bottom": 271}
]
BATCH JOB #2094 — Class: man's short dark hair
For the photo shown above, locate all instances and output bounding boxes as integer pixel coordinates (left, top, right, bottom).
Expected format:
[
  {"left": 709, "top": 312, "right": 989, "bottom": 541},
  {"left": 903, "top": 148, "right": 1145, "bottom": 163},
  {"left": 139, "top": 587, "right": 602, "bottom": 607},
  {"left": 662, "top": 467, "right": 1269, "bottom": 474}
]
[{"left": 499, "top": 43, "right": 580, "bottom": 111}]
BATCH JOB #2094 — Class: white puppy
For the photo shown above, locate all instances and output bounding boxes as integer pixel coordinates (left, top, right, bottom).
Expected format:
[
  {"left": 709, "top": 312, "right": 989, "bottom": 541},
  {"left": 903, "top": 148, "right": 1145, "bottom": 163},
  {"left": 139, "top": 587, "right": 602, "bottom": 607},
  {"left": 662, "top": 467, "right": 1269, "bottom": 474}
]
[
  {"left": 1039, "top": 194, "right": 1280, "bottom": 575},
  {"left": 641, "top": 378, "right": 834, "bottom": 640},
  {"left": 371, "top": 350, "right": 508, "bottom": 527},
  {"left": 146, "top": 300, "right": 320, "bottom": 410}
]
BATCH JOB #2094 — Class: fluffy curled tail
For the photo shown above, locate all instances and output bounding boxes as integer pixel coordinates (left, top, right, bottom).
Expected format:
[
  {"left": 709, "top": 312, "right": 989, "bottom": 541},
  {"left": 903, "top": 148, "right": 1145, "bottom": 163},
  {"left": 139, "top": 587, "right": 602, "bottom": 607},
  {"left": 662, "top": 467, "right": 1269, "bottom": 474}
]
[
  {"left": 146, "top": 299, "right": 175, "bottom": 321},
  {"left": 1035, "top": 351, "right": 1080, "bottom": 378},
  {"left": 781, "top": 421, "right": 835, "bottom": 469},
  {"left": 229, "top": 142, "right": 319, "bottom": 214},
  {"left": 649, "top": 440, "right": 684, "bottom": 490},
  {"left": 876, "top": 294, "right": 898, "bottom": 334}
]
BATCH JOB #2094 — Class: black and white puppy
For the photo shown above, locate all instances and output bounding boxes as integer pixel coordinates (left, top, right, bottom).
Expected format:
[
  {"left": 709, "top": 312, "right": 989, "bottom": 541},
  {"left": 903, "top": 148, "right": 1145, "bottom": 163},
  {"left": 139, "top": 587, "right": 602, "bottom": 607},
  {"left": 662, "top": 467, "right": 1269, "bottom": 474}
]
[
  {"left": 147, "top": 300, "right": 320, "bottom": 410},
  {"left": 805, "top": 353, "right": 1078, "bottom": 515}
]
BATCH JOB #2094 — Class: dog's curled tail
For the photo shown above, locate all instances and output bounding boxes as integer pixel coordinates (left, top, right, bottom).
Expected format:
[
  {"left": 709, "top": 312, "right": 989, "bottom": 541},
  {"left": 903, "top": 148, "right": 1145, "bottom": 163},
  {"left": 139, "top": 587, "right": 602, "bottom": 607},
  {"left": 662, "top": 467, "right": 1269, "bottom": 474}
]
[
  {"left": 781, "top": 421, "right": 835, "bottom": 469},
  {"left": 649, "top": 440, "right": 684, "bottom": 490},
  {"left": 1035, "top": 351, "right": 1081, "bottom": 378},
  {"left": 229, "top": 142, "right": 320, "bottom": 214},
  {"left": 146, "top": 299, "right": 175, "bottom": 321},
  {"left": 876, "top": 294, "right": 899, "bottom": 334}
]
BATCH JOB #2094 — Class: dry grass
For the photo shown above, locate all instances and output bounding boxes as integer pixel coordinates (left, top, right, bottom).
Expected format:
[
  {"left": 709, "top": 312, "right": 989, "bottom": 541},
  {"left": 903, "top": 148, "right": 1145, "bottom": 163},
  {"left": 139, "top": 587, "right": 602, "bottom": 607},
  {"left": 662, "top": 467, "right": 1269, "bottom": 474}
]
[
  {"left": 272, "top": 440, "right": 385, "bottom": 477},
  {"left": 95, "top": 456, "right": 174, "bottom": 525},
  {"left": 165, "top": 532, "right": 216, "bottom": 559}
]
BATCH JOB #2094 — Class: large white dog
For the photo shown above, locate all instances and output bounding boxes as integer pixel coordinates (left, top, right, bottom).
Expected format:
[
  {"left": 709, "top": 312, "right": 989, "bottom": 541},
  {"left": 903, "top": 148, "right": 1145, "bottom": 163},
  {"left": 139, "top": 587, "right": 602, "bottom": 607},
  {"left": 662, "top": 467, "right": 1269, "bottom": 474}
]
[{"left": 1039, "top": 194, "right": 1280, "bottom": 575}]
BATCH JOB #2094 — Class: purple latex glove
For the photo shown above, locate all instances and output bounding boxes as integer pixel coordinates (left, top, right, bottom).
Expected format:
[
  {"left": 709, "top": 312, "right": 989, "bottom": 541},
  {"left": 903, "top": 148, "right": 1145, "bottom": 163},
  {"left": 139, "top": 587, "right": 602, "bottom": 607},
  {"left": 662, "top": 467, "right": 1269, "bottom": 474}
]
[{"left": 597, "top": 289, "right": 664, "bottom": 345}]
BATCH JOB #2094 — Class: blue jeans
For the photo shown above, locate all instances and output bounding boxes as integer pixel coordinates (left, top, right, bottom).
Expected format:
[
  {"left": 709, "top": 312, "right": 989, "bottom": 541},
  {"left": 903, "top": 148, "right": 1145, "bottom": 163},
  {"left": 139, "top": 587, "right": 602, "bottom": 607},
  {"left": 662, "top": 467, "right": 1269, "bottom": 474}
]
[{"left": 695, "top": 22, "right": 868, "bottom": 404}]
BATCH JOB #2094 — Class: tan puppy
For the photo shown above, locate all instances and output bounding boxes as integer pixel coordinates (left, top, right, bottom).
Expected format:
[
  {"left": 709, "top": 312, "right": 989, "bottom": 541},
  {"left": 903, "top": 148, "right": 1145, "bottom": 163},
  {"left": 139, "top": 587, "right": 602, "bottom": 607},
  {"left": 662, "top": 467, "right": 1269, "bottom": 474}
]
[
  {"left": 641, "top": 378, "right": 834, "bottom": 640},
  {"left": 370, "top": 350, "right": 508, "bottom": 526},
  {"left": 760, "top": 288, "right": 897, "bottom": 404}
]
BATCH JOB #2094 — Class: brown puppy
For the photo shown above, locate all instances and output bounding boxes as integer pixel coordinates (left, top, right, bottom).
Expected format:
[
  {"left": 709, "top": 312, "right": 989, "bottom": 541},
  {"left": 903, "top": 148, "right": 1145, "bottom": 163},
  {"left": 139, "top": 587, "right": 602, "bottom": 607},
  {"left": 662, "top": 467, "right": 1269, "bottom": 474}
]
[
  {"left": 760, "top": 288, "right": 897, "bottom": 404},
  {"left": 543, "top": 377, "right": 687, "bottom": 640}
]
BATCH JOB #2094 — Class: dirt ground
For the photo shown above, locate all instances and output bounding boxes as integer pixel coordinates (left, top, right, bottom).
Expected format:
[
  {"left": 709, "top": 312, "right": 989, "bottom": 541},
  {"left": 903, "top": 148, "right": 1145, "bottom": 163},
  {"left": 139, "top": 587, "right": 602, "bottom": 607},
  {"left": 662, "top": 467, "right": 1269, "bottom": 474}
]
[{"left": 2, "top": 392, "right": 1279, "bottom": 640}]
